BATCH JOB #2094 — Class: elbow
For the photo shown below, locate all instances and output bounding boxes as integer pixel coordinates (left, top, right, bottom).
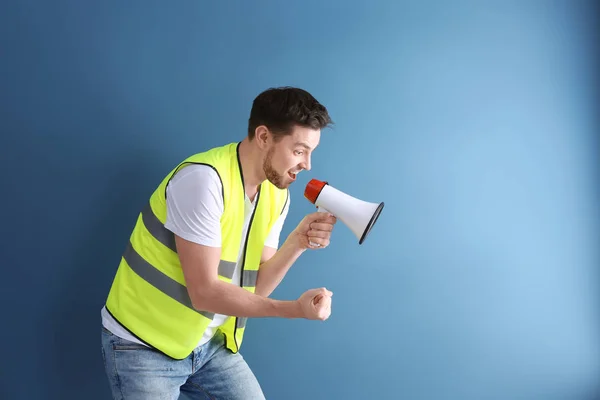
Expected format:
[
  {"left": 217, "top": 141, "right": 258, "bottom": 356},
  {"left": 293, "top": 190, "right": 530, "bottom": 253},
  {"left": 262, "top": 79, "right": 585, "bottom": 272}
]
[
  {"left": 188, "top": 280, "right": 218, "bottom": 312},
  {"left": 190, "top": 295, "right": 207, "bottom": 312}
]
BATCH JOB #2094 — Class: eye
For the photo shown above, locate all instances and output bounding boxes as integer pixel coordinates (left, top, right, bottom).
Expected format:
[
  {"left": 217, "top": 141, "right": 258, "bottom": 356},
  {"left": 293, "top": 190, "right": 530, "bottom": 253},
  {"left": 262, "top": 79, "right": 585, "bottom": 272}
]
[{"left": 294, "top": 150, "right": 304, "bottom": 156}]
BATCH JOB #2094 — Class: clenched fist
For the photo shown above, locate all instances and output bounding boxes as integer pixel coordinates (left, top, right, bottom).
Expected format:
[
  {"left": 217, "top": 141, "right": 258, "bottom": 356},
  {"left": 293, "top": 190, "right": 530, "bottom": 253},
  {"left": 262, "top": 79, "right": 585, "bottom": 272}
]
[{"left": 297, "top": 287, "right": 333, "bottom": 321}]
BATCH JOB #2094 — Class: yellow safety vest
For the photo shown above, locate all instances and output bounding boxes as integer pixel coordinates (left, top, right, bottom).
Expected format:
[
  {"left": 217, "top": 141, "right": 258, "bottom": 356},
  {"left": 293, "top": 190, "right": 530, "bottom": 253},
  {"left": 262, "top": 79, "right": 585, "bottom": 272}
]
[{"left": 105, "top": 142, "right": 289, "bottom": 359}]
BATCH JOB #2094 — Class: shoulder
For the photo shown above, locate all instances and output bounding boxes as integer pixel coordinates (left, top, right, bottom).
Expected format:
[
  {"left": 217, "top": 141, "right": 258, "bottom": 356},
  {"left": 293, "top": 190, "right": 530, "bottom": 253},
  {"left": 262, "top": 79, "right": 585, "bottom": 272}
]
[
  {"left": 168, "top": 164, "right": 222, "bottom": 192},
  {"left": 166, "top": 164, "right": 224, "bottom": 212}
]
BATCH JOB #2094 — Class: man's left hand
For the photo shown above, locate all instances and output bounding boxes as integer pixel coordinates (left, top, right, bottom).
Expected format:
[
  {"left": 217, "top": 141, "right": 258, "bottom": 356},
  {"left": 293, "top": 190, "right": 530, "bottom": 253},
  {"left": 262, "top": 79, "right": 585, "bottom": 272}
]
[{"left": 287, "top": 211, "right": 337, "bottom": 251}]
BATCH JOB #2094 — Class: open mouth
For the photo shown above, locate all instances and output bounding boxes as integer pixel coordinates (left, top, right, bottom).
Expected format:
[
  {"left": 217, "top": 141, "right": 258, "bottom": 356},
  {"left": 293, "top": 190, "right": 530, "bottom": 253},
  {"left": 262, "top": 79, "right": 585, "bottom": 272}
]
[{"left": 288, "top": 171, "right": 298, "bottom": 180}]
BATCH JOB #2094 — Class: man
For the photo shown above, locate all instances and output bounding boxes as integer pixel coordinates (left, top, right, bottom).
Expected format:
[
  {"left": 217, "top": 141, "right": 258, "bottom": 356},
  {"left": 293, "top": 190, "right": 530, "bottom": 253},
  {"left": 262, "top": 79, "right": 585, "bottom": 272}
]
[{"left": 100, "top": 86, "right": 337, "bottom": 399}]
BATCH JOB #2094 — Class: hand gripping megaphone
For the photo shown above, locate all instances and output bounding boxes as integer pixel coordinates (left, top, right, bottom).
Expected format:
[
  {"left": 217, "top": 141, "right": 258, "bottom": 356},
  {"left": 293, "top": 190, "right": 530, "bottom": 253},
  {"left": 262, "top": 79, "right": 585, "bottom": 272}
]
[{"left": 304, "top": 178, "right": 384, "bottom": 245}]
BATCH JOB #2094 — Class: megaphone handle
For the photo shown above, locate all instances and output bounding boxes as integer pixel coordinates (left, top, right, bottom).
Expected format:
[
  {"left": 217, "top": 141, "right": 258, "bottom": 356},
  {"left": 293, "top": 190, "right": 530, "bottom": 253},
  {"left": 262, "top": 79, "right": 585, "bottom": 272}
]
[{"left": 309, "top": 206, "right": 330, "bottom": 247}]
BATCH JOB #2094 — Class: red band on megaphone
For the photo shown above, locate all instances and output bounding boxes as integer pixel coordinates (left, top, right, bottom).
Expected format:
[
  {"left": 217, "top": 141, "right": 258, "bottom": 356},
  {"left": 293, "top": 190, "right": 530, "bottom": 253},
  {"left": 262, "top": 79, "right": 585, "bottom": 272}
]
[{"left": 304, "top": 179, "right": 328, "bottom": 204}]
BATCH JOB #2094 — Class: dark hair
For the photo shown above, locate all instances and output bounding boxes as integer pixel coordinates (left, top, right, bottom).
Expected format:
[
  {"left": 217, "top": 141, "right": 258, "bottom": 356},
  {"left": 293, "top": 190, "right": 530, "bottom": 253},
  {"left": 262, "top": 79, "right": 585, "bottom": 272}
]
[{"left": 248, "top": 86, "right": 333, "bottom": 140}]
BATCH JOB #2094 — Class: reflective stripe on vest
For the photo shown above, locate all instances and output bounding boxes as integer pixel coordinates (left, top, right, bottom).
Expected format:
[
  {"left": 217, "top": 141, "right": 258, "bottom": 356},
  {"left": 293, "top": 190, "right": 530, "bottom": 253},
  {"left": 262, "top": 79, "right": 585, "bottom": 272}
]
[{"left": 122, "top": 241, "right": 214, "bottom": 320}]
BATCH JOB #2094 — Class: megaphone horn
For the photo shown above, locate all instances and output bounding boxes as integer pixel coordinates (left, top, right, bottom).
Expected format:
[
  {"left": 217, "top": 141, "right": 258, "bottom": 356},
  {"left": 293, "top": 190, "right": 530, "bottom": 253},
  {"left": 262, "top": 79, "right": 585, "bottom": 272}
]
[{"left": 304, "top": 179, "right": 384, "bottom": 245}]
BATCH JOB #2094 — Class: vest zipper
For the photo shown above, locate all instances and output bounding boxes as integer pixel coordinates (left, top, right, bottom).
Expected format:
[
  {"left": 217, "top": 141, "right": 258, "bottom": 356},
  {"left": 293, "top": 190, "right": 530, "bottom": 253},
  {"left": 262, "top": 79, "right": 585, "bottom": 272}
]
[{"left": 233, "top": 188, "right": 261, "bottom": 352}]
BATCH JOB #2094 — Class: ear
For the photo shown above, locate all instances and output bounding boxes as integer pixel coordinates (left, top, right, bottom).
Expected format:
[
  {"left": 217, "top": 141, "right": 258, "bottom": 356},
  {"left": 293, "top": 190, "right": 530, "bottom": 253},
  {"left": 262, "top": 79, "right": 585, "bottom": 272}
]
[{"left": 254, "top": 125, "right": 271, "bottom": 149}]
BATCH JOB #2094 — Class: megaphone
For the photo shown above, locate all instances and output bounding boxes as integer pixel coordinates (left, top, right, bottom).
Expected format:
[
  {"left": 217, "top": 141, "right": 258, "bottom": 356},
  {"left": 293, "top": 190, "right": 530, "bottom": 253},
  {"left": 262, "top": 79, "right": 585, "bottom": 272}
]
[{"left": 304, "top": 178, "right": 384, "bottom": 245}]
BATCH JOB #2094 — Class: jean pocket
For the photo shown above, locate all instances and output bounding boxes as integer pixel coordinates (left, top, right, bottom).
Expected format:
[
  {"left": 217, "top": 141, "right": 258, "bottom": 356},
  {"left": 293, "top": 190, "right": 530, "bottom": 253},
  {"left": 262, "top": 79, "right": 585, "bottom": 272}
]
[
  {"left": 112, "top": 336, "right": 151, "bottom": 351},
  {"left": 113, "top": 343, "right": 150, "bottom": 351}
]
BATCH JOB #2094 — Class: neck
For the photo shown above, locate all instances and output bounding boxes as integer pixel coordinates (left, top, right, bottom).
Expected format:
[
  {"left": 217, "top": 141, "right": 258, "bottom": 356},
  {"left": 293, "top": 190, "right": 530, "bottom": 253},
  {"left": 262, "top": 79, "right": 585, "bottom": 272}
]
[{"left": 237, "top": 137, "right": 265, "bottom": 200}]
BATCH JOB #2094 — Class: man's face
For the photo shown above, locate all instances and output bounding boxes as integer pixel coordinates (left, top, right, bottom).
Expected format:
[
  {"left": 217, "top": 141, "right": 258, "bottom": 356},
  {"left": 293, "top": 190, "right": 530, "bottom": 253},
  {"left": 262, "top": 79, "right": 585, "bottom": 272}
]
[{"left": 263, "top": 125, "right": 320, "bottom": 189}]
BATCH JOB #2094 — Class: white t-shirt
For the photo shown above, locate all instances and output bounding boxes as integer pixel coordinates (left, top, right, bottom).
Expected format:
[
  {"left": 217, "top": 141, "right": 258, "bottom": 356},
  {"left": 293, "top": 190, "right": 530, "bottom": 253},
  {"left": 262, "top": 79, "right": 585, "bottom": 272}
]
[{"left": 101, "top": 164, "right": 289, "bottom": 348}]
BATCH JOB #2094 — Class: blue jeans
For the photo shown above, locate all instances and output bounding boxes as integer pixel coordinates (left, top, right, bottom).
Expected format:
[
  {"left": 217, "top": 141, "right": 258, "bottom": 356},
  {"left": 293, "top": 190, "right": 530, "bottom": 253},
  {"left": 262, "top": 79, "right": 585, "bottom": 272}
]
[{"left": 101, "top": 326, "right": 266, "bottom": 400}]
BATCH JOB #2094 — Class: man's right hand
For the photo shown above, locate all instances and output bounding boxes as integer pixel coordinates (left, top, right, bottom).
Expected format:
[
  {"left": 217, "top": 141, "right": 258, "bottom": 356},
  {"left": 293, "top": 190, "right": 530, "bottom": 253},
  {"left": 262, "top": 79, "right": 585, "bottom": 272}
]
[{"left": 297, "top": 288, "right": 333, "bottom": 321}]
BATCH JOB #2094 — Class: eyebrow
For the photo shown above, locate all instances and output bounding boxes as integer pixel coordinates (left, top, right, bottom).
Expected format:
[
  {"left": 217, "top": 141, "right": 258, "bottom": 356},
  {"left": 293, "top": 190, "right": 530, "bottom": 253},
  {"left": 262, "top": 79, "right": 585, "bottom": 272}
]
[{"left": 294, "top": 142, "right": 312, "bottom": 150}]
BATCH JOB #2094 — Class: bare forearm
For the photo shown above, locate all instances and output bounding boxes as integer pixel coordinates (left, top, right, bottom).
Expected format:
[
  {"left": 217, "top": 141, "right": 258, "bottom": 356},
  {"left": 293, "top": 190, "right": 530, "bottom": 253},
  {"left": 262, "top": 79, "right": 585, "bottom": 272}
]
[
  {"left": 255, "top": 240, "right": 305, "bottom": 297},
  {"left": 192, "top": 279, "right": 301, "bottom": 319}
]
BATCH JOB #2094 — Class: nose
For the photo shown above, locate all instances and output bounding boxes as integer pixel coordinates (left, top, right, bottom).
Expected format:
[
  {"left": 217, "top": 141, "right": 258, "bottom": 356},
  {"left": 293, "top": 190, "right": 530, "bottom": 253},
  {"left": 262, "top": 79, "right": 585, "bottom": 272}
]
[{"left": 302, "top": 155, "right": 312, "bottom": 171}]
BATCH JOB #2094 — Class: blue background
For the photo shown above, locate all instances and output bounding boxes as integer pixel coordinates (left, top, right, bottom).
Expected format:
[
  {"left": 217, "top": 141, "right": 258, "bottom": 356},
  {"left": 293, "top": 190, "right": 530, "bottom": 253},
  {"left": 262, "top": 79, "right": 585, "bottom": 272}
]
[{"left": 1, "top": 1, "right": 598, "bottom": 399}]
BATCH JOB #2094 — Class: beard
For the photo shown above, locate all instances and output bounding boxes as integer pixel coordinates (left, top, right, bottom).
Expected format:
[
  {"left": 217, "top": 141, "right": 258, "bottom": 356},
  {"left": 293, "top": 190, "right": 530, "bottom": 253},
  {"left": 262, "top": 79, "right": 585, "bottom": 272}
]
[{"left": 263, "top": 147, "right": 288, "bottom": 189}]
